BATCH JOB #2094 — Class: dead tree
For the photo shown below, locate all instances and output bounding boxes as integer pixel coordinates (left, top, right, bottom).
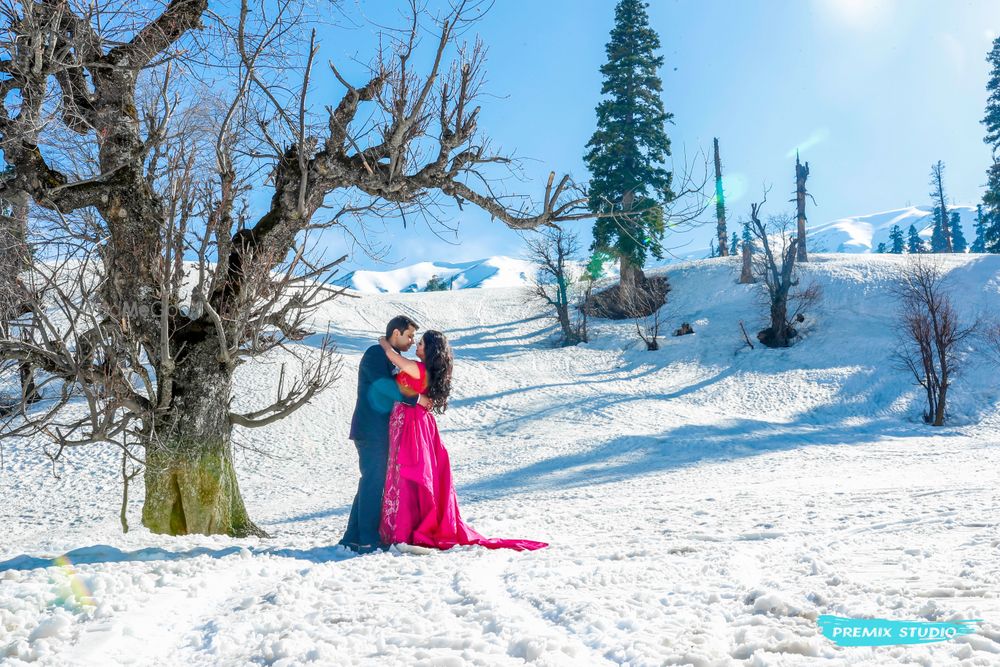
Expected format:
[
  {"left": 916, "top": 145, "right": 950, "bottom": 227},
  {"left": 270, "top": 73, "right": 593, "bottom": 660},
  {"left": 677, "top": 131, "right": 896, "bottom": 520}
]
[
  {"left": 713, "top": 137, "right": 728, "bottom": 257},
  {"left": 738, "top": 219, "right": 754, "bottom": 284},
  {"left": 984, "top": 318, "right": 1000, "bottom": 366},
  {"left": 0, "top": 0, "right": 594, "bottom": 537},
  {"left": 748, "top": 192, "right": 821, "bottom": 347},
  {"left": 793, "top": 152, "right": 814, "bottom": 262},
  {"left": 627, "top": 285, "right": 668, "bottom": 351},
  {"left": 889, "top": 257, "right": 977, "bottom": 426},
  {"left": 526, "top": 227, "right": 586, "bottom": 346}
]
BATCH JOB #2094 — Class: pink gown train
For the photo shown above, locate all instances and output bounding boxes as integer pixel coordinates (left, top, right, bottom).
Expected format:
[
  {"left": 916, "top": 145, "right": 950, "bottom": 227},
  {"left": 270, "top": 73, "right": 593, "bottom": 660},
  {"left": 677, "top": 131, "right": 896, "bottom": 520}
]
[{"left": 379, "top": 362, "right": 547, "bottom": 552}]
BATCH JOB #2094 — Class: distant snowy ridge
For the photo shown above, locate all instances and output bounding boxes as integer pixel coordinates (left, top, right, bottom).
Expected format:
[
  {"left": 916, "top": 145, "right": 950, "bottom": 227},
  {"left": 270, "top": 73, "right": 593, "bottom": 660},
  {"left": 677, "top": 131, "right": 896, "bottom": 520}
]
[
  {"left": 808, "top": 204, "right": 978, "bottom": 254},
  {"left": 337, "top": 206, "right": 984, "bottom": 293},
  {"left": 334, "top": 256, "right": 539, "bottom": 294}
]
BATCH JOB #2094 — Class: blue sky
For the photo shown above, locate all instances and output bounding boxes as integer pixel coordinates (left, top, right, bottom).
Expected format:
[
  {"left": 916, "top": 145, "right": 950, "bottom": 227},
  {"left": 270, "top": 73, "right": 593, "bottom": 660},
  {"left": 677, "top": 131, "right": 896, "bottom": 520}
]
[{"left": 312, "top": 0, "right": 1000, "bottom": 272}]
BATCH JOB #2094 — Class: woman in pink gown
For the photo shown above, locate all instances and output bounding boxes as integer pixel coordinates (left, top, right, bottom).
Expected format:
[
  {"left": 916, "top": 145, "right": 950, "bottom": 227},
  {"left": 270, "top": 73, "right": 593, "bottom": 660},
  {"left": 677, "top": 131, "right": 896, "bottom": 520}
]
[{"left": 376, "top": 330, "right": 547, "bottom": 552}]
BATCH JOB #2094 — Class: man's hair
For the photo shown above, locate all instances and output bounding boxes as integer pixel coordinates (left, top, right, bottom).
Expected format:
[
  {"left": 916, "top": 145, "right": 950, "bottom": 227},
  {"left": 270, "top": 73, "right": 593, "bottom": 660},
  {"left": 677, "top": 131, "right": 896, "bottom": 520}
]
[{"left": 386, "top": 314, "right": 419, "bottom": 339}]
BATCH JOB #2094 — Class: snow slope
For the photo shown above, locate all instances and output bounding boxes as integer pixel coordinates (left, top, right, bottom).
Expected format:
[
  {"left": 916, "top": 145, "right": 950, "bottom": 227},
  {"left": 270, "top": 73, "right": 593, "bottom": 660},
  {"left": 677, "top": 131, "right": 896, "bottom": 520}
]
[
  {"left": 2, "top": 253, "right": 1000, "bottom": 666},
  {"left": 333, "top": 206, "right": 983, "bottom": 295},
  {"left": 808, "top": 205, "right": 980, "bottom": 254},
  {"left": 334, "top": 256, "right": 539, "bottom": 293}
]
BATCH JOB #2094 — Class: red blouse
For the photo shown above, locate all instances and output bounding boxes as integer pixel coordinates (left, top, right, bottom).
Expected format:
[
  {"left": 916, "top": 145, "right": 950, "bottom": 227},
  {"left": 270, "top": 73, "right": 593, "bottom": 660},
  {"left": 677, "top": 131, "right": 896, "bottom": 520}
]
[{"left": 396, "top": 361, "right": 428, "bottom": 396}]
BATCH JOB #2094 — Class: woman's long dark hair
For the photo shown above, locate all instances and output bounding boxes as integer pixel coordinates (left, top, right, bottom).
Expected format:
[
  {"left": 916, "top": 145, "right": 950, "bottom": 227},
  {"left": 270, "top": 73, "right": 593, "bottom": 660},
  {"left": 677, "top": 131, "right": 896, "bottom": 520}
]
[{"left": 422, "top": 330, "right": 452, "bottom": 414}]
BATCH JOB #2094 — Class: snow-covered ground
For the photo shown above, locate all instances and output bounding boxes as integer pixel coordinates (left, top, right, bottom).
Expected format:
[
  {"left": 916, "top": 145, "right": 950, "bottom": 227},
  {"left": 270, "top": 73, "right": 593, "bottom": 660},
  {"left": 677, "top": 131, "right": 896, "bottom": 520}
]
[{"left": 2, "top": 253, "right": 999, "bottom": 666}]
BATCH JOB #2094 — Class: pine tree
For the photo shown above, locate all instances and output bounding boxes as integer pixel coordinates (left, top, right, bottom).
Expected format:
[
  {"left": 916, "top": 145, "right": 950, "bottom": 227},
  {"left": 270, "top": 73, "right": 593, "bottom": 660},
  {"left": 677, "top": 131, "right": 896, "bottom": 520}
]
[
  {"left": 729, "top": 232, "right": 739, "bottom": 255},
  {"left": 929, "top": 206, "right": 948, "bottom": 253},
  {"left": 888, "top": 224, "right": 905, "bottom": 254},
  {"left": 929, "top": 162, "right": 952, "bottom": 252},
  {"left": 708, "top": 239, "right": 717, "bottom": 258},
  {"left": 875, "top": 242, "right": 886, "bottom": 254},
  {"left": 907, "top": 224, "right": 925, "bottom": 254},
  {"left": 983, "top": 37, "right": 1000, "bottom": 152},
  {"left": 984, "top": 162, "right": 1000, "bottom": 252},
  {"left": 980, "top": 37, "right": 1000, "bottom": 251},
  {"left": 424, "top": 274, "right": 450, "bottom": 292},
  {"left": 972, "top": 204, "right": 987, "bottom": 253},
  {"left": 950, "top": 210, "right": 967, "bottom": 252},
  {"left": 585, "top": 0, "right": 674, "bottom": 297}
]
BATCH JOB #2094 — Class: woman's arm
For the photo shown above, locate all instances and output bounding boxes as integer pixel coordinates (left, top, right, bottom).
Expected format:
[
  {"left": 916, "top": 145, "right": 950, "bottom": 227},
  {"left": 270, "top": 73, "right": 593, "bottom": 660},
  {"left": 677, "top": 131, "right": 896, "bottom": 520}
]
[{"left": 379, "top": 336, "right": 421, "bottom": 378}]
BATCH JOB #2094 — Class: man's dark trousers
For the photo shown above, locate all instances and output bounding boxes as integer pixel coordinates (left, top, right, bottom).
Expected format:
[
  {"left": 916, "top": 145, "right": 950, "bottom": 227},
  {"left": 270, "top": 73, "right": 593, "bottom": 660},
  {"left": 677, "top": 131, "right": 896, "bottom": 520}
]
[{"left": 340, "top": 437, "right": 389, "bottom": 548}]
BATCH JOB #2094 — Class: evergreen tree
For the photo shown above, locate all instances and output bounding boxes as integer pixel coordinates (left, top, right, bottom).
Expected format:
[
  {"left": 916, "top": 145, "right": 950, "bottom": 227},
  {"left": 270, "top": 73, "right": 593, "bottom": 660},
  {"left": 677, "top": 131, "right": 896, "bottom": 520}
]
[
  {"left": 907, "top": 224, "right": 925, "bottom": 254},
  {"left": 929, "top": 206, "right": 948, "bottom": 253},
  {"left": 729, "top": 233, "right": 739, "bottom": 255},
  {"left": 708, "top": 239, "right": 716, "bottom": 258},
  {"left": 888, "top": 224, "right": 905, "bottom": 254},
  {"left": 950, "top": 211, "right": 967, "bottom": 252},
  {"left": 585, "top": 0, "right": 674, "bottom": 295},
  {"left": 928, "top": 162, "right": 952, "bottom": 252},
  {"left": 984, "top": 162, "right": 1000, "bottom": 252},
  {"left": 972, "top": 204, "right": 987, "bottom": 253},
  {"left": 983, "top": 37, "right": 1000, "bottom": 152},
  {"left": 424, "top": 274, "right": 450, "bottom": 292},
  {"left": 980, "top": 38, "right": 1000, "bottom": 250},
  {"left": 875, "top": 242, "right": 886, "bottom": 254}
]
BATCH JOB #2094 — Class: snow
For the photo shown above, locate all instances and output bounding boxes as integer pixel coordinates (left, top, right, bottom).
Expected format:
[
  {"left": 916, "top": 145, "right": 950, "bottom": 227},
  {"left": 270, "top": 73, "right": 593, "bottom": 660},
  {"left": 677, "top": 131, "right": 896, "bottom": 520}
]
[
  {"left": 2, "top": 252, "right": 1000, "bottom": 665},
  {"left": 335, "top": 256, "right": 540, "bottom": 294},
  {"left": 332, "top": 207, "right": 984, "bottom": 297},
  {"left": 807, "top": 205, "right": 981, "bottom": 254}
]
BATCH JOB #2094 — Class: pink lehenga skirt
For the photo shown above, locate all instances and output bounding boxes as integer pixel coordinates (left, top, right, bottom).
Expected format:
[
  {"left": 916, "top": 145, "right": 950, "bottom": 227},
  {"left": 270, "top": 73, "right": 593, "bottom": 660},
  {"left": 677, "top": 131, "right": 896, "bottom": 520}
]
[{"left": 379, "top": 403, "right": 547, "bottom": 551}]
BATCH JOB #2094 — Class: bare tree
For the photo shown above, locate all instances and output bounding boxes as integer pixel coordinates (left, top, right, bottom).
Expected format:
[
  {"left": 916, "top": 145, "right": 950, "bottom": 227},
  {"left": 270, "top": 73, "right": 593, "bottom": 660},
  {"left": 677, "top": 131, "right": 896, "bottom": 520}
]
[
  {"left": 889, "top": 257, "right": 978, "bottom": 426},
  {"left": 984, "top": 318, "right": 1000, "bottom": 366},
  {"left": 526, "top": 227, "right": 587, "bottom": 346},
  {"left": 0, "top": 0, "right": 595, "bottom": 537},
  {"left": 738, "top": 221, "right": 754, "bottom": 284},
  {"left": 626, "top": 285, "right": 669, "bottom": 351},
  {"left": 713, "top": 137, "right": 728, "bottom": 257},
  {"left": 793, "top": 152, "right": 814, "bottom": 262},
  {"left": 747, "top": 191, "right": 821, "bottom": 347}
]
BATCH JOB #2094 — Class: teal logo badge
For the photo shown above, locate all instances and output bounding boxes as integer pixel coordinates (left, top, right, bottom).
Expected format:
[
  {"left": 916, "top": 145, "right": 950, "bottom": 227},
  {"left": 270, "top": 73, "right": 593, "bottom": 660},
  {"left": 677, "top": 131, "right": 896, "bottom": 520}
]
[{"left": 818, "top": 615, "right": 982, "bottom": 646}]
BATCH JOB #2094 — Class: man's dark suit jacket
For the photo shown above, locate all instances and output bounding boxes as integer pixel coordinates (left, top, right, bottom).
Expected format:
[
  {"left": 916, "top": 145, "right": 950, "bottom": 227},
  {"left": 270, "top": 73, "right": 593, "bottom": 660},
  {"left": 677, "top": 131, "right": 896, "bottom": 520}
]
[{"left": 349, "top": 344, "right": 419, "bottom": 443}]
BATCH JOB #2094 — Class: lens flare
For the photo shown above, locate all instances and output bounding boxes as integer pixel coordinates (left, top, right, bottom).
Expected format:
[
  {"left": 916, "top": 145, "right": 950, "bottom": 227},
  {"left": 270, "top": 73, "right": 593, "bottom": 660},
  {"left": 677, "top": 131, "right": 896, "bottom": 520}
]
[
  {"left": 785, "top": 128, "right": 830, "bottom": 159},
  {"left": 51, "top": 554, "right": 95, "bottom": 607}
]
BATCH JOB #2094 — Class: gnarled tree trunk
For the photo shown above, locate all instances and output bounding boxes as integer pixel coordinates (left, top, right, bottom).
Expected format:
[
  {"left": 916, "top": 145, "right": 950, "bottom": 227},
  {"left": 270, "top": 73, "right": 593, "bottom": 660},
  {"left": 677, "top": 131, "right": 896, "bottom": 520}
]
[{"left": 141, "top": 336, "right": 265, "bottom": 537}]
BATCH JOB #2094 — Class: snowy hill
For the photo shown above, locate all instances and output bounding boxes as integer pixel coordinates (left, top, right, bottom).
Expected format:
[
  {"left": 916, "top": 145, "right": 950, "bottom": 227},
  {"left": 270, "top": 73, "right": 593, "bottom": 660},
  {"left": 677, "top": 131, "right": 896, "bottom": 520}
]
[
  {"left": 2, "top": 253, "right": 999, "bottom": 665},
  {"left": 335, "top": 206, "right": 985, "bottom": 294},
  {"left": 334, "top": 256, "right": 539, "bottom": 293},
  {"left": 808, "top": 204, "right": 979, "bottom": 254}
]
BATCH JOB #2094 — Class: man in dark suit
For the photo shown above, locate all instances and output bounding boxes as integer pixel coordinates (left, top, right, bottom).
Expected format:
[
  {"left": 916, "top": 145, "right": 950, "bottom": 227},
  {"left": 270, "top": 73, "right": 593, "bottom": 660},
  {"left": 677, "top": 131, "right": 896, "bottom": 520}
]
[{"left": 339, "top": 314, "right": 432, "bottom": 554}]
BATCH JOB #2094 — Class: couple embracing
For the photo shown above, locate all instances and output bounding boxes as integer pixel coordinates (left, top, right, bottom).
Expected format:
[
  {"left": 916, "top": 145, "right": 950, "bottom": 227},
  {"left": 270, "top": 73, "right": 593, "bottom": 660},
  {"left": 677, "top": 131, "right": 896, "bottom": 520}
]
[{"left": 338, "top": 315, "right": 547, "bottom": 555}]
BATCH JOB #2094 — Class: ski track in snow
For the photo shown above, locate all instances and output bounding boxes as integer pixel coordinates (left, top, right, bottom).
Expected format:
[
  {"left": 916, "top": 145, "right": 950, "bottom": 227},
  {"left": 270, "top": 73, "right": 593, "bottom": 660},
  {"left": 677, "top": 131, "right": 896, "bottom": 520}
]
[{"left": 2, "top": 253, "right": 1000, "bottom": 666}]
